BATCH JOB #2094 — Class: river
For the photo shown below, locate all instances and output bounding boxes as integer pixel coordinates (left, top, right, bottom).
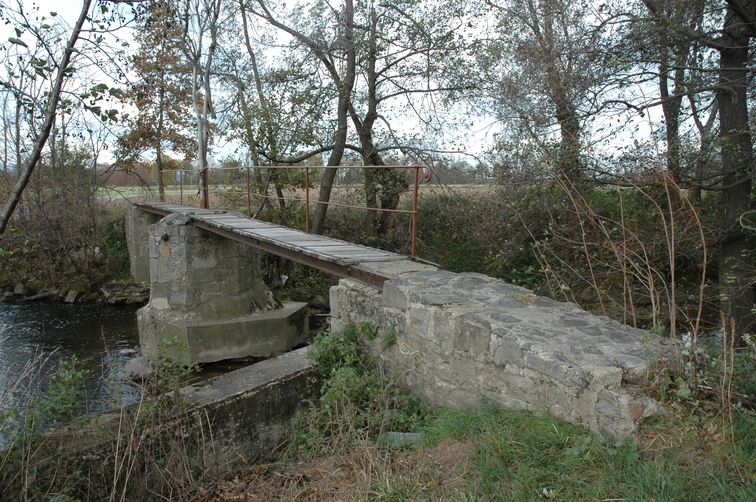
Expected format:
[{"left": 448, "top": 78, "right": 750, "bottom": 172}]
[{"left": 0, "top": 301, "right": 142, "bottom": 418}]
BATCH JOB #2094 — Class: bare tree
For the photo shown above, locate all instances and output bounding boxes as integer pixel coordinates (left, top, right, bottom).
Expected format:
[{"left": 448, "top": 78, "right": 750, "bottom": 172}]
[
  {"left": 483, "top": 0, "right": 615, "bottom": 183},
  {"left": 0, "top": 0, "right": 94, "bottom": 235}
]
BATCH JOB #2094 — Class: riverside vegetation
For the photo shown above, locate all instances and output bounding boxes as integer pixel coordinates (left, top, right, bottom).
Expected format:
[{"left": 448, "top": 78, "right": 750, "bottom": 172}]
[
  {"left": 3, "top": 172, "right": 756, "bottom": 499},
  {"left": 3, "top": 323, "right": 754, "bottom": 500}
]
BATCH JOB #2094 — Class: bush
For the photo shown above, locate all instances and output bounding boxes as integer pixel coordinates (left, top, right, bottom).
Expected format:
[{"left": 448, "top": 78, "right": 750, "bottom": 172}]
[{"left": 290, "top": 326, "right": 427, "bottom": 455}]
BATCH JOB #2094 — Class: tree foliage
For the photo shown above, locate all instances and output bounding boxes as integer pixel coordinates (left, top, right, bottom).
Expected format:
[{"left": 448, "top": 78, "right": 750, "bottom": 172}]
[
  {"left": 117, "top": 0, "right": 196, "bottom": 200},
  {"left": 5, "top": 0, "right": 756, "bottom": 338}
]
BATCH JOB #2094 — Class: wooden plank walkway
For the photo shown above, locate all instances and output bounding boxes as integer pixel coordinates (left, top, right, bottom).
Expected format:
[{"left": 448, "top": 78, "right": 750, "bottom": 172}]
[{"left": 134, "top": 202, "right": 413, "bottom": 289}]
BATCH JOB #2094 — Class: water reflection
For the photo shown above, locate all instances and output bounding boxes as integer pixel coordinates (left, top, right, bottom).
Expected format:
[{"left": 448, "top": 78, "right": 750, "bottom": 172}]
[{"left": 0, "top": 302, "right": 142, "bottom": 417}]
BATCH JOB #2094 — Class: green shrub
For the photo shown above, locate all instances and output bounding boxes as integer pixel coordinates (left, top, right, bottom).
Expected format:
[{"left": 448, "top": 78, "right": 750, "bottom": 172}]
[
  {"left": 292, "top": 326, "right": 427, "bottom": 455},
  {"left": 42, "top": 357, "right": 89, "bottom": 424}
]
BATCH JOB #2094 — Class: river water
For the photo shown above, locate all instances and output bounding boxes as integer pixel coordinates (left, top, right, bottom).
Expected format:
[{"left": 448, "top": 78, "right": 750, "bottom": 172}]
[{"left": 0, "top": 301, "right": 142, "bottom": 418}]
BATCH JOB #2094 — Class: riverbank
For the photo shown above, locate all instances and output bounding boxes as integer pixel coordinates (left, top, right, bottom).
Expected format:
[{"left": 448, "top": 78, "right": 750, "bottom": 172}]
[
  {"left": 1, "top": 280, "right": 149, "bottom": 306},
  {"left": 0, "top": 204, "right": 134, "bottom": 304},
  {"left": 0, "top": 302, "right": 143, "bottom": 419}
]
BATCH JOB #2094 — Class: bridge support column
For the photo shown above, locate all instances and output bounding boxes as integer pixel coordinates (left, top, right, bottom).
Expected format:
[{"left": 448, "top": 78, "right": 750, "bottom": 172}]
[
  {"left": 125, "top": 204, "right": 162, "bottom": 285},
  {"left": 137, "top": 212, "right": 308, "bottom": 364}
]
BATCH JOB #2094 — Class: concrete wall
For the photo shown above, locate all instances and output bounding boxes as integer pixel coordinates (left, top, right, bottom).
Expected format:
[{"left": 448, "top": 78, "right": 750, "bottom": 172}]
[
  {"left": 330, "top": 268, "right": 680, "bottom": 441},
  {"left": 125, "top": 204, "right": 161, "bottom": 284},
  {"left": 182, "top": 346, "right": 320, "bottom": 466}
]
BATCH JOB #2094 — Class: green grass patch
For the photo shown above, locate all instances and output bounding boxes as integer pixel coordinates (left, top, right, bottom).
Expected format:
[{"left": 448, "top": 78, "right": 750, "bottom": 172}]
[{"left": 420, "top": 405, "right": 756, "bottom": 501}]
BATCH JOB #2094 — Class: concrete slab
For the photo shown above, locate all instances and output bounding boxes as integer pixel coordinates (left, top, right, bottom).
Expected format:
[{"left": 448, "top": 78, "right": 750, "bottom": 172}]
[
  {"left": 138, "top": 301, "right": 309, "bottom": 364},
  {"left": 28, "top": 347, "right": 321, "bottom": 490}
]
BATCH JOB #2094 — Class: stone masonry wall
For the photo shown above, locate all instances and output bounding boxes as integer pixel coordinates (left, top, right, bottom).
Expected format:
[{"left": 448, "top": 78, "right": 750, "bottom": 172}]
[
  {"left": 145, "top": 212, "right": 272, "bottom": 321},
  {"left": 125, "top": 204, "right": 161, "bottom": 285},
  {"left": 330, "top": 268, "right": 680, "bottom": 441}
]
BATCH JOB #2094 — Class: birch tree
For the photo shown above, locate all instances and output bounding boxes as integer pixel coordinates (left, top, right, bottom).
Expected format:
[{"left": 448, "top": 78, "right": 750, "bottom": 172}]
[{"left": 177, "top": 0, "right": 222, "bottom": 209}]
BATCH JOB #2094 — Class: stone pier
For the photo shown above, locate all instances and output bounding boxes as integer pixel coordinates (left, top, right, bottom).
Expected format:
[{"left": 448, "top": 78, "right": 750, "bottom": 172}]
[
  {"left": 128, "top": 208, "right": 308, "bottom": 364},
  {"left": 125, "top": 204, "right": 162, "bottom": 285}
]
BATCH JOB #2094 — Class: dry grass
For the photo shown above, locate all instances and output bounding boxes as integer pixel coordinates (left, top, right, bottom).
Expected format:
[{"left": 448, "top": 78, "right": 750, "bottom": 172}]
[{"left": 203, "top": 440, "right": 474, "bottom": 501}]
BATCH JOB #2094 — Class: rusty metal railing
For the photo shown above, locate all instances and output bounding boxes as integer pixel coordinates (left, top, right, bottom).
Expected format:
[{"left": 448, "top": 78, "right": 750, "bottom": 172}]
[{"left": 173, "top": 165, "right": 432, "bottom": 257}]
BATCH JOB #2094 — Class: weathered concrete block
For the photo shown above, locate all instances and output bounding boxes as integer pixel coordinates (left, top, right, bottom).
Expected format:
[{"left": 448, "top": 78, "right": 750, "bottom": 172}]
[
  {"left": 138, "top": 301, "right": 309, "bottom": 363},
  {"left": 181, "top": 346, "right": 320, "bottom": 465}
]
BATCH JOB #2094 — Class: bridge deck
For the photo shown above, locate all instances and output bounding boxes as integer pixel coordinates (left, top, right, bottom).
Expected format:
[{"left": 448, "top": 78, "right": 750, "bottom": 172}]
[{"left": 135, "top": 202, "right": 414, "bottom": 289}]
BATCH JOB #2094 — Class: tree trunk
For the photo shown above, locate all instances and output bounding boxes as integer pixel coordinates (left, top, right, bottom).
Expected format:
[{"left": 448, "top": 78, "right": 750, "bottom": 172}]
[
  {"left": 157, "top": 85, "right": 166, "bottom": 201},
  {"left": 354, "top": 5, "right": 404, "bottom": 242},
  {"left": 361, "top": 136, "right": 383, "bottom": 241},
  {"left": 660, "top": 55, "right": 683, "bottom": 183},
  {"left": 311, "top": 0, "right": 355, "bottom": 235},
  {"left": 239, "top": 3, "right": 285, "bottom": 211},
  {"left": 554, "top": 94, "right": 580, "bottom": 183},
  {"left": 717, "top": 4, "right": 755, "bottom": 338}
]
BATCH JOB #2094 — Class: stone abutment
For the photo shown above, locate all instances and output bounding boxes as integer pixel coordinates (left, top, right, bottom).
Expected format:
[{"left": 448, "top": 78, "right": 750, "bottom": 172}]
[{"left": 331, "top": 264, "right": 680, "bottom": 441}]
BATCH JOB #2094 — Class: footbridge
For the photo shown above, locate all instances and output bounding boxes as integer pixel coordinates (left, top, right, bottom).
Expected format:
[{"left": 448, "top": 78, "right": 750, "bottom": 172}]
[
  {"left": 125, "top": 202, "right": 680, "bottom": 441},
  {"left": 133, "top": 201, "right": 414, "bottom": 290}
]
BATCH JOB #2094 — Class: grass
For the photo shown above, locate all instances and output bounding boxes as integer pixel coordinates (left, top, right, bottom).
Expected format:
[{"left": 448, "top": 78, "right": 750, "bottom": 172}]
[
  {"left": 206, "top": 405, "right": 756, "bottom": 501},
  {"left": 205, "top": 327, "right": 756, "bottom": 501},
  {"left": 419, "top": 406, "right": 756, "bottom": 501}
]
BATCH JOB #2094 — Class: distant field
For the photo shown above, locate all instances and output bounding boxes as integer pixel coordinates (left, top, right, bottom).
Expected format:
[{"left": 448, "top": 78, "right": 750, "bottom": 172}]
[
  {"left": 96, "top": 183, "right": 500, "bottom": 210},
  {"left": 97, "top": 186, "right": 183, "bottom": 196}
]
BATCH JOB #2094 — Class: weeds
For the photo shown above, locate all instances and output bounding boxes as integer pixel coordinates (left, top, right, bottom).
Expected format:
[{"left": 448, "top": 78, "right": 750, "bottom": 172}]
[
  {"left": 41, "top": 357, "right": 88, "bottom": 424},
  {"left": 381, "top": 328, "right": 397, "bottom": 349},
  {"left": 290, "top": 325, "right": 426, "bottom": 467},
  {"left": 0, "top": 354, "right": 89, "bottom": 499},
  {"left": 0, "top": 338, "right": 211, "bottom": 501}
]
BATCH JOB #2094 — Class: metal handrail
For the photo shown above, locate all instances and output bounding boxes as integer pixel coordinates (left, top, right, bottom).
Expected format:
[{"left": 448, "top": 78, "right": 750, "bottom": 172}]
[{"left": 173, "top": 164, "right": 432, "bottom": 257}]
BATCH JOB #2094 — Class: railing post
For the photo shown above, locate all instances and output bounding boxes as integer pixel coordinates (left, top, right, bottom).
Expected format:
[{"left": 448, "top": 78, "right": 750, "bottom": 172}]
[
  {"left": 412, "top": 165, "right": 420, "bottom": 257},
  {"left": 246, "top": 166, "right": 251, "bottom": 218},
  {"left": 200, "top": 167, "right": 209, "bottom": 209},
  {"left": 180, "top": 170, "right": 184, "bottom": 205},
  {"left": 305, "top": 167, "right": 310, "bottom": 233}
]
